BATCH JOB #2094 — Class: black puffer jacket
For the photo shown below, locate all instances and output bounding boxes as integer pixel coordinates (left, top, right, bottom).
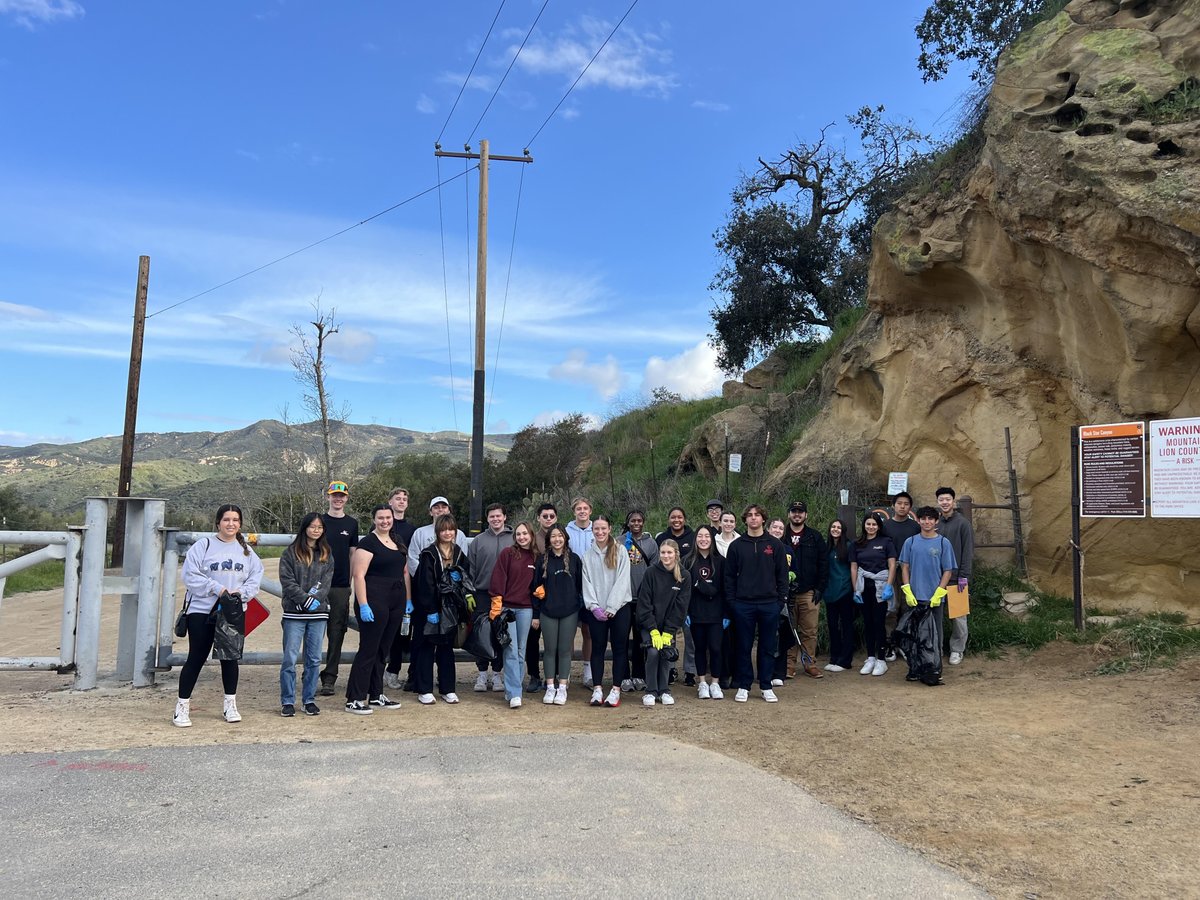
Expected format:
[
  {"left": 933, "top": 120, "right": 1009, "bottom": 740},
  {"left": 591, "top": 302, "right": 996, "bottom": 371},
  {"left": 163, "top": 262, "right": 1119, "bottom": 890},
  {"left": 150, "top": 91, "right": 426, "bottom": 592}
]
[{"left": 635, "top": 561, "right": 690, "bottom": 634}]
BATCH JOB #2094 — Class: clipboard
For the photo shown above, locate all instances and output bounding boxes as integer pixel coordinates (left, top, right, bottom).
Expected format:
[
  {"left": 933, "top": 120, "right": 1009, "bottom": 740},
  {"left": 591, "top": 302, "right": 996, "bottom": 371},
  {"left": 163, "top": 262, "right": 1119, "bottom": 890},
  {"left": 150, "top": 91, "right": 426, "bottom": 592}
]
[
  {"left": 948, "top": 584, "right": 970, "bottom": 619},
  {"left": 244, "top": 597, "right": 271, "bottom": 635}
]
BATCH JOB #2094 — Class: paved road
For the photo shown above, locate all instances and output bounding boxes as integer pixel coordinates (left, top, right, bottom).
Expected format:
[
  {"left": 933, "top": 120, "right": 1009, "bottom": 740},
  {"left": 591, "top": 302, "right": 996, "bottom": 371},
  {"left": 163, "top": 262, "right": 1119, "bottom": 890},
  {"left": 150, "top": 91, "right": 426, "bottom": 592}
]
[{"left": 0, "top": 733, "right": 984, "bottom": 898}]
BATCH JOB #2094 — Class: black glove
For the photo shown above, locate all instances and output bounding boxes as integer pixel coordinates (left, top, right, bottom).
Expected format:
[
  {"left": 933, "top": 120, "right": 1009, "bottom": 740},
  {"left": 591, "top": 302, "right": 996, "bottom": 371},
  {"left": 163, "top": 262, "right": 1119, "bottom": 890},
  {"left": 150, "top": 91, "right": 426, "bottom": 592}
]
[{"left": 812, "top": 590, "right": 823, "bottom": 604}]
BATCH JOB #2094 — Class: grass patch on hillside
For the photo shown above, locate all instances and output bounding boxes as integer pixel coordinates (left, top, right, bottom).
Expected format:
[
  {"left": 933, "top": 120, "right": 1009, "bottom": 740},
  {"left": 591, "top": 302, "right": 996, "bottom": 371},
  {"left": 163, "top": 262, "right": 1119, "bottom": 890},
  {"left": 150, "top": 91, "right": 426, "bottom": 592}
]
[
  {"left": 1141, "top": 78, "right": 1200, "bottom": 125},
  {"left": 4, "top": 558, "right": 66, "bottom": 595}
]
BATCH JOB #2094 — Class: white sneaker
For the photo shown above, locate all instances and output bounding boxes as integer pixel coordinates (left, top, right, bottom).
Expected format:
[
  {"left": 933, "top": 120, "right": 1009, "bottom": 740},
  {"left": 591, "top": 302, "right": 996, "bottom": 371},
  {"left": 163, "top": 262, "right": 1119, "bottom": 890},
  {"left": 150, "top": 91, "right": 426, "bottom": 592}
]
[
  {"left": 871, "top": 659, "right": 888, "bottom": 677},
  {"left": 383, "top": 671, "right": 402, "bottom": 690},
  {"left": 762, "top": 688, "right": 779, "bottom": 702},
  {"left": 824, "top": 664, "right": 845, "bottom": 672},
  {"left": 222, "top": 696, "right": 241, "bottom": 723},
  {"left": 554, "top": 685, "right": 567, "bottom": 705},
  {"left": 490, "top": 672, "right": 504, "bottom": 691},
  {"left": 440, "top": 692, "right": 460, "bottom": 704},
  {"left": 172, "top": 699, "right": 191, "bottom": 728},
  {"left": 590, "top": 686, "right": 604, "bottom": 706},
  {"left": 509, "top": 696, "right": 522, "bottom": 709},
  {"left": 642, "top": 693, "right": 656, "bottom": 707},
  {"left": 949, "top": 651, "right": 963, "bottom": 666},
  {"left": 860, "top": 657, "right": 877, "bottom": 675},
  {"left": 697, "top": 680, "right": 711, "bottom": 699},
  {"left": 770, "top": 678, "right": 784, "bottom": 687},
  {"left": 735, "top": 688, "right": 749, "bottom": 702},
  {"left": 543, "top": 686, "right": 556, "bottom": 705},
  {"left": 661, "top": 692, "right": 675, "bottom": 706},
  {"left": 604, "top": 687, "right": 621, "bottom": 707},
  {"left": 582, "top": 664, "right": 593, "bottom": 689},
  {"left": 709, "top": 683, "right": 724, "bottom": 700},
  {"left": 473, "top": 672, "right": 489, "bottom": 692},
  {"left": 418, "top": 693, "right": 436, "bottom": 705}
]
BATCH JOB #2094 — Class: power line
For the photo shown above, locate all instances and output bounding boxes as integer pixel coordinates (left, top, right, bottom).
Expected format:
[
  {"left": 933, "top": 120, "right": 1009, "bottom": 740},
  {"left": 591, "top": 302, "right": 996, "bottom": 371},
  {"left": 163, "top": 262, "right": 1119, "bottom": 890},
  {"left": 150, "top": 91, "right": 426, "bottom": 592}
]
[
  {"left": 525, "top": 0, "right": 640, "bottom": 149},
  {"left": 487, "top": 162, "right": 526, "bottom": 423},
  {"left": 436, "top": 0, "right": 508, "bottom": 145},
  {"left": 146, "top": 171, "right": 473, "bottom": 319},
  {"left": 435, "top": 156, "right": 461, "bottom": 433},
  {"left": 465, "top": 0, "right": 551, "bottom": 145}
]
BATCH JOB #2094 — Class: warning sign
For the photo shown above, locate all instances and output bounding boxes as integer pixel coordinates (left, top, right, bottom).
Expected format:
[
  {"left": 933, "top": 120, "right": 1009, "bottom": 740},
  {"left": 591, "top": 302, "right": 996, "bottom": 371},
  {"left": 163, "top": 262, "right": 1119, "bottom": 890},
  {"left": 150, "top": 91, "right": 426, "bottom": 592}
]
[
  {"left": 1150, "top": 416, "right": 1200, "bottom": 518},
  {"left": 1079, "top": 422, "right": 1145, "bottom": 518}
]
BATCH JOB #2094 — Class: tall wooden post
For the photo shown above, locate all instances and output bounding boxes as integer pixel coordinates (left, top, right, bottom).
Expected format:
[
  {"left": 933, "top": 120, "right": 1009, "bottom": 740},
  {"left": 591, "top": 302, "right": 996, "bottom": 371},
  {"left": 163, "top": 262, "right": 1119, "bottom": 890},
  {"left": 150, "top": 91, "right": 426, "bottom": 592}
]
[{"left": 112, "top": 255, "right": 149, "bottom": 567}]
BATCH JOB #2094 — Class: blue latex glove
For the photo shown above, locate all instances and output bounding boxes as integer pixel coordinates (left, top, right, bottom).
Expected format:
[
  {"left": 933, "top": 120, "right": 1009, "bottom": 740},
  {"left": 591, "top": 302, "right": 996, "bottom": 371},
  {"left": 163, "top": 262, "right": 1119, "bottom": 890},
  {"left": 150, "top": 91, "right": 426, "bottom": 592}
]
[
  {"left": 428, "top": 612, "right": 440, "bottom": 625},
  {"left": 358, "top": 603, "right": 374, "bottom": 623},
  {"left": 853, "top": 592, "right": 864, "bottom": 605},
  {"left": 684, "top": 615, "right": 691, "bottom": 628},
  {"left": 881, "top": 584, "right": 894, "bottom": 602},
  {"left": 405, "top": 599, "right": 414, "bottom": 614},
  {"left": 303, "top": 597, "right": 320, "bottom": 612},
  {"left": 450, "top": 570, "right": 462, "bottom": 583},
  {"left": 722, "top": 618, "right": 730, "bottom": 630}
]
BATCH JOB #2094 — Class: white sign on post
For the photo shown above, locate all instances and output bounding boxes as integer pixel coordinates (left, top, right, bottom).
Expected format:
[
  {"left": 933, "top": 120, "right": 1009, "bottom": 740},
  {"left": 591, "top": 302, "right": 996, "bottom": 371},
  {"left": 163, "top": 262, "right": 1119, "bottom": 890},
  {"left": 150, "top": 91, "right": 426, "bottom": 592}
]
[
  {"left": 727, "top": 453, "right": 742, "bottom": 473},
  {"left": 1150, "top": 416, "right": 1200, "bottom": 517},
  {"left": 887, "top": 472, "right": 908, "bottom": 495}
]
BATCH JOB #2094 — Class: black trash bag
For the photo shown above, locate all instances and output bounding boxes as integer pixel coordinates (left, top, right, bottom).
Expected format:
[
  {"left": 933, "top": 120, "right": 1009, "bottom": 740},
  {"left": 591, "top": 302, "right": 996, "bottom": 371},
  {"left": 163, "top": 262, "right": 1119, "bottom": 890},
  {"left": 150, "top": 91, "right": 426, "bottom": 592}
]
[
  {"left": 424, "top": 565, "right": 470, "bottom": 641},
  {"left": 893, "top": 604, "right": 943, "bottom": 685},
  {"left": 463, "top": 610, "right": 500, "bottom": 661},
  {"left": 493, "top": 609, "right": 515, "bottom": 649},
  {"left": 210, "top": 592, "right": 245, "bottom": 661}
]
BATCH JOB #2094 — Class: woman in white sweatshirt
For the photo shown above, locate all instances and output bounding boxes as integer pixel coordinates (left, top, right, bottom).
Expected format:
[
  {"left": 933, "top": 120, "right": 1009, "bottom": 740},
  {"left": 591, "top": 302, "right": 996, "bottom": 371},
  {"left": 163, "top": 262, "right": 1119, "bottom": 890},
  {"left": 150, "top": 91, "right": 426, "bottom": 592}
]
[
  {"left": 582, "top": 515, "right": 632, "bottom": 707},
  {"left": 173, "top": 504, "right": 263, "bottom": 727}
]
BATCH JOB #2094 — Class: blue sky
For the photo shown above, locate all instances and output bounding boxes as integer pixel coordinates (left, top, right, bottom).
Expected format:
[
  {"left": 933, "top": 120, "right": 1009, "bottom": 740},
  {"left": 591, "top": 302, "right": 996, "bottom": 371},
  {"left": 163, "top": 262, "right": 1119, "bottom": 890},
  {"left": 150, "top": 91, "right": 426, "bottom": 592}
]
[{"left": 0, "top": 0, "right": 971, "bottom": 446}]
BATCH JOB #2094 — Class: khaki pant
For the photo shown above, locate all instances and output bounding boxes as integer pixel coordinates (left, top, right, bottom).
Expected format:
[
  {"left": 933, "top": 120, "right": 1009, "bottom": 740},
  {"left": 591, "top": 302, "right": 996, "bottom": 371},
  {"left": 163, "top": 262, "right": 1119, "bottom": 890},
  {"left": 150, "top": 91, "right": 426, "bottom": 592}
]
[{"left": 786, "top": 590, "right": 819, "bottom": 673}]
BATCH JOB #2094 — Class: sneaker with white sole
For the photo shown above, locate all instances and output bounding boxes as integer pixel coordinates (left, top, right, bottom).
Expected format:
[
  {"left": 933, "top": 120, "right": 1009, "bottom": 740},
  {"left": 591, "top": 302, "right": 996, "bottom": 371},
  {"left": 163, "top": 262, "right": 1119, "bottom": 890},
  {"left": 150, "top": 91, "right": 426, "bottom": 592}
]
[
  {"left": 709, "top": 683, "right": 724, "bottom": 700},
  {"left": 383, "top": 671, "right": 402, "bottom": 690},
  {"left": 885, "top": 649, "right": 897, "bottom": 662},
  {"left": 418, "top": 693, "right": 436, "bottom": 705},
  {"left": 345, "top": 700, "right": 373, "bottom": 715},
  {"left": 735, "top": 688, "right": 749, "bottom": 702},
  {"left": 871, "top": 659, "right": 888, "bottom": 677},
  {"left": 440, "top": 692, "right": 460, "bottom": 704},
  {"left": 824, "top": 663, "right": 846, "bottom": 672},
  {"left": 632, "top": 679, "right": 647, "bottom": 691},
  {"left": 509, "top": 696, "right": 522, "bottom": 709},
  {"left": 661, "top": 693, "right": 675, "bottom": 706},
  {"left": 172, "top": 699, "right": 191, "bottom": 728},
  {"left": 762, "top": 688, "right": 779, "bottom": 702},
  {"left": 543, "top": 686, "right": 556, "bottom": 705},
  {"left": 620, "top": 679, "right": 634, "bottom": 692},
  {"left": 222, "top": 696, "right": 241, "bottom": 723},
  {"left": 770, "top": 678, "right": 784, "bottom": 687},
  {"left": 473, "top": 672, "right": 489, "bottom": 692},
  {"left": 697, "top": 680, "right": 711, "bottom": 699},
  {"left": 281, "top": 704, "right": 295, "bottom": 717},
  {"left": 369, "top": 694, "right": 402, "bottom": 709},
  {"left": 642, "top": 693, "right": 656, "bottom": 707},
  {"left": 590, "top": 686, "right": 604, "bottom": 706},
  {"left": 490, "top": 672, "right": 503, "bottom": 691},
  {"left": 949, "top": 651, "right": 963, "bottom": 665},
  {"left": 859, "top": 657, "right": 877, "bottom": 675},
  {"left": 554, "top": 685, "right": 567, "bottom": 705},
  {"left": 604, "top": 687, "right": 621, "bottom": 707}
]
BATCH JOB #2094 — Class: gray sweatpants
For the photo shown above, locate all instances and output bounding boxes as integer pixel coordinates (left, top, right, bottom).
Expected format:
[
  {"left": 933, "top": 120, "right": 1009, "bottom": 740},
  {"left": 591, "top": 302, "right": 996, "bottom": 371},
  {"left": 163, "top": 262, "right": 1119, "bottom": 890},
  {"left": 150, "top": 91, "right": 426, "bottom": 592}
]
[{"left": 541, "top": 613, "right": 579, "bottom": 683}]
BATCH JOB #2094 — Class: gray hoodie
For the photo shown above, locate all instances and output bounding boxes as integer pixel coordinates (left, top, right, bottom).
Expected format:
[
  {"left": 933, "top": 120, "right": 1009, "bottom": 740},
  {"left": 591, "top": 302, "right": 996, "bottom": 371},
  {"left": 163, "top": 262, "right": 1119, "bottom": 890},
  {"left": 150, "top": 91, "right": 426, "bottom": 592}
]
[
  {"left": 469, "top": 525, "right": 514, "bottom": 595},
  {"left": 582, "top": 541, "right": 632, "bottom": 616},
  {"left": 278, "top": 544, "right": 335, "bottom": 619}
]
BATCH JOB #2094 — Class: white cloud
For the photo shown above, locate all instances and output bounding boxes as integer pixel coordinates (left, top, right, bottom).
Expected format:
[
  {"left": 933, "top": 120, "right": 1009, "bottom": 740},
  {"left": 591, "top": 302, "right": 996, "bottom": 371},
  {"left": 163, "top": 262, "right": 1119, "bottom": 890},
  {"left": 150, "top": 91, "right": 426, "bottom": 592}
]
[
  {"left": 236, "top": 148, "right": 260, "bottom": 162},
  {"left": 640, "top": 340, "right": 725, "bottom": 399},
  {"left": 0, "top": 0, "right": 83, "bottom": 29},
  {"left": 514, "top": 18, "right": 677, "bottom": 97},
  {"left": 416, "top": 93, "right": 436, "bottom": 114},
  {"left": 692, "top": 99, "right": 730, "bottom": 113},
  {"left": 0, "top": 300, "right": 57, "bottom": 321},
  {"left": 325, "top": 325, "right": 378, "bottom": 364},
  {"left": 549, "top": 349, "right": 626, "bottom": 399},
  {"left": 530, "top": 409, "right": 601, "bottom": 431}
]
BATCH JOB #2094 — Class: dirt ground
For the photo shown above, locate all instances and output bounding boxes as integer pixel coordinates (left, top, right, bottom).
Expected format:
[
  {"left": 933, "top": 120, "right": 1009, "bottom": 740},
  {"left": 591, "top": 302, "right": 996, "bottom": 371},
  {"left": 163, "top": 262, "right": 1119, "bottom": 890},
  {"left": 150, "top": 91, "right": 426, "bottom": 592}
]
[{"left": 2, "top": 571, "right": 1198, "bottom": 899}]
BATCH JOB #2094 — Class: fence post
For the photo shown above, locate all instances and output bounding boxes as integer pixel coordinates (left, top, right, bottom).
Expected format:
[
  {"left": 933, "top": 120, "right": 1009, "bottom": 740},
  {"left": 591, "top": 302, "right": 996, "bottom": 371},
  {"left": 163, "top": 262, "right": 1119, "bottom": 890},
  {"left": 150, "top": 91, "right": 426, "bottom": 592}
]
[
  {"left": 74, "top": 498, "right": 109, "bottom": 690},
  {"left": 132, "top": 500, "right": 164, "bottom": 687},
  {"left": 158, "top": 530, "right": 181, "bottom": 669},
  {"left": 115, "top": 500, "right": 145, "bottom": 682},
  {"left": 59, "top": 527, "right": 84, "bottom": 672},
  {"left": 959, "top": 495, "right": 974, "bottom": 527}
]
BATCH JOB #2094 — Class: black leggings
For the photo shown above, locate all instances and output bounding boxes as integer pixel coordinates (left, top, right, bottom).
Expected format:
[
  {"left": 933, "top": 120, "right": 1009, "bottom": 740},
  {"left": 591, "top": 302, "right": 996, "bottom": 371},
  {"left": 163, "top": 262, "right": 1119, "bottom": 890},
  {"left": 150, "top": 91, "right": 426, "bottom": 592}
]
[
  {"left": 178, "top": 612, "right": 238, "bottom": 698},
  {"left": 587, "top": 604, "right": 631, "bottom": 686},
  {"left": 691, "top": 621, "right": 723, "bottom": 677},
  {"left": 862, "top": 579, "right": 888, "bottom": 658}
]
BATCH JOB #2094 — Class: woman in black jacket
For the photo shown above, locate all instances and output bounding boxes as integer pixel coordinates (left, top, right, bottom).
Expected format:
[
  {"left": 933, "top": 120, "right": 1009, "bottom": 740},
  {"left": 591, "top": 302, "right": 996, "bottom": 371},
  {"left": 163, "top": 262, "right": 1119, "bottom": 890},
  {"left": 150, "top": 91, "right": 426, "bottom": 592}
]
[
  {"left": 413, "top": 513, "right": 475, "bottom": 706},
  {"left": 685, "top": 525, "right": 726, "bottom": 700},
  {"left": 532, "top": 524, "right": 583, "bottom": 706},
  {"left": 635, "top": 539, "right": 690, "bottom": 707}
]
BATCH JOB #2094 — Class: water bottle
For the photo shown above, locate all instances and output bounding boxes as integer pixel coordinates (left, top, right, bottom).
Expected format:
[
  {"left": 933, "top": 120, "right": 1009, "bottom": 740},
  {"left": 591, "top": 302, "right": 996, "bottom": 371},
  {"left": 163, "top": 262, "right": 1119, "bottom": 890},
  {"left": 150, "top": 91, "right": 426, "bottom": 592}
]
[
  {"left": 306, "top": 582, "right": 320, "bottom": 611},
  {"left": 400, "top": 608, "right": 412, "bottom": 636}
]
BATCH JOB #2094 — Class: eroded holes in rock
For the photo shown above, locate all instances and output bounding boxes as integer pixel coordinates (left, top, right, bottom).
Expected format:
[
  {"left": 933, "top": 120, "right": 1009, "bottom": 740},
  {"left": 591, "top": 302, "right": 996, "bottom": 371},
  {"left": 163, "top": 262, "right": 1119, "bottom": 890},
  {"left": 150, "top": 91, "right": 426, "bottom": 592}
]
[
  {"left": 1076, "top": 122, "right": 1115, "bottom": 137},
  {"left": 1126, "top": 128, "right": 1153, "bottom": 143},
  {"left": 1057, "top": 71, "right": 1071, "bottom": 82},
  {"left": 1049, "top": 102, "right": 1085, "bottom": 129},
  {"left": 1154, "top": 139, "right": 1184, "bottom": 159},
  {"left": 1127, "top": 0, "right": 1152, "bottom": 18},
  {"left": 920, "top": 242, "right": 932, "bottom": 257},
  {"left": 1121, "top": 169, "right": 1157, "bottom": 183},
  {"left": 1064, "top": 150, "right": 1075, "bottom": 160}
]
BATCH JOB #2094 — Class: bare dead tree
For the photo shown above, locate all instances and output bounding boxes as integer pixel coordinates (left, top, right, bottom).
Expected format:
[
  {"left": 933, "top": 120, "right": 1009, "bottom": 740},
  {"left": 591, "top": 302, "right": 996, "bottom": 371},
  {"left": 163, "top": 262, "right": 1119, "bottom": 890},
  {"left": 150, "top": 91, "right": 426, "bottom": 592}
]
[{"left": 290, "top": 296, "right": 350, "bottom": 485}]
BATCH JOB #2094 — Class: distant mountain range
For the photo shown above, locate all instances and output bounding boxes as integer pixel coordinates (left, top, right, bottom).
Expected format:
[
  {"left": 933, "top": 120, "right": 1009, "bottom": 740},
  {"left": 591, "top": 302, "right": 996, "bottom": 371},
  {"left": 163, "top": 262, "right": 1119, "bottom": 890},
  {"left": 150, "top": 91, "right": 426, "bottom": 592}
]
[{"left": 0, "top": 419, "right": 512, "bottom": 516}]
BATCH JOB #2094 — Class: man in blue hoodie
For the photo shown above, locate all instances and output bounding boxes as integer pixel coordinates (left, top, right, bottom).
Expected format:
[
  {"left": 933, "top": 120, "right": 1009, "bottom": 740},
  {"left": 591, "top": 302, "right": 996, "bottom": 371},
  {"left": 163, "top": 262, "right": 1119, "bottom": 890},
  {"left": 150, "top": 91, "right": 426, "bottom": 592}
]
[{"left": 723, "top": 504, "right": 789, "bottom": 703}]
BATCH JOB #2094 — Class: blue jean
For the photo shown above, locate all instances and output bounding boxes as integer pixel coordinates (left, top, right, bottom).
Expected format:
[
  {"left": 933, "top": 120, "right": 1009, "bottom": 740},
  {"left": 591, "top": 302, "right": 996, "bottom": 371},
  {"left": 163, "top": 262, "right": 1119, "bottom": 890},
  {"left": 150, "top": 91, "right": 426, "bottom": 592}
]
[
  {"left": 732, "top": 600, "right": 780, "bottom": 690},
  {"left": 281, "top": 618, "right": 327, "bottom": 706},
  {"left": 503, "top": 608, "right": 533, "bottom": 701}
]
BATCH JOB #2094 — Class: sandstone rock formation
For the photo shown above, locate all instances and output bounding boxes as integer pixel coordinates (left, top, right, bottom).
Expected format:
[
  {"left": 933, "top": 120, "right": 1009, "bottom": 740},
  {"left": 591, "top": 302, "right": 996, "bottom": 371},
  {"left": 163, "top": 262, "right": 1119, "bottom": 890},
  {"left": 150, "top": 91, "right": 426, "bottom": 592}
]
[{"left": 766, "top": 0, "right": 1200, "bottom": 611}]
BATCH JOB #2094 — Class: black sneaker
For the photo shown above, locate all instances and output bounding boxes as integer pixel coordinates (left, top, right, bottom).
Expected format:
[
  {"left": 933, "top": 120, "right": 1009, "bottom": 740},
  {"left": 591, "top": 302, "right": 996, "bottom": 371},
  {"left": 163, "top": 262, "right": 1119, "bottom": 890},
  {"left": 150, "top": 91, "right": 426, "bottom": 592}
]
[
  {"left": 668, "top": 669, "right": 678, "bottom": 685},
  {"left": 885, "top": 649, "right": 897, "bottom": 662},
  {"left": 319, "top": 678, "right": 336, "bottom": 697},
  {"left": 684, "top": 673, "right": 696, "bottom": 687},
  {"left": 369, "top": 694, "right": 402, "bottom": 709},
  {"left": 401, "top": 678, "right": 417, "bottom": 693},
  {"left": 345, "top": 700, "right": 373, "bottom": 715},
  {"left": 280, "top": 704, "right": 295, "bottom": 717},
  {"left": 304, "top": 702, "right": 320, "bottom": 716}
]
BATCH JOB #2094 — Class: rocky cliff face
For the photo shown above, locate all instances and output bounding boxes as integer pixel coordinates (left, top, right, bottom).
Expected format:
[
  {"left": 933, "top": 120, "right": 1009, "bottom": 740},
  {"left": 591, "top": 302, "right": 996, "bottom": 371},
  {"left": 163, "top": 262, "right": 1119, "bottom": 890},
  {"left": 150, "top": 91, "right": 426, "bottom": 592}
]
[{"left": 766, "top": 0, "right": 1200, "bottom": 610}]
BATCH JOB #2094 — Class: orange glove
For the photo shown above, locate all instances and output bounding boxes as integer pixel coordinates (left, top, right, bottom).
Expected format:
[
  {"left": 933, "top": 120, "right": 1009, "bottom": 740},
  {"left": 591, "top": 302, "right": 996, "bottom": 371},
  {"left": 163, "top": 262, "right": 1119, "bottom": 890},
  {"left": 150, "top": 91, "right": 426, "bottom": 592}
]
[
  {"left": 533, "top": 585, "right": 546, "bottom": 600},
  {"left": 489, "top": 595, "right": 503, "bottom": 620}
]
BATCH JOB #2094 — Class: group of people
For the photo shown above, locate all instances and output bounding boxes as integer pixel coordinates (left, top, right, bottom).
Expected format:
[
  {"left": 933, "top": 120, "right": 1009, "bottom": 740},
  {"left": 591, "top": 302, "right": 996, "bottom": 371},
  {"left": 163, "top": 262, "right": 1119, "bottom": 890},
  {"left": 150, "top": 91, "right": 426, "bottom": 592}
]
[{"left": 171, "top": 481, "right": 974, "bottom": 726}]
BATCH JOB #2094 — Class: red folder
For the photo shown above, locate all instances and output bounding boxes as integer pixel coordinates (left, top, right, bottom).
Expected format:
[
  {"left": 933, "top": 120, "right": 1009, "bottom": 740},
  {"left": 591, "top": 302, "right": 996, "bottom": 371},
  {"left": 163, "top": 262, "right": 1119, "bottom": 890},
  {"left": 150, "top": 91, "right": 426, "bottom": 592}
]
[{"left": 244, "top": 597, "right": 270, "bottom": 635}]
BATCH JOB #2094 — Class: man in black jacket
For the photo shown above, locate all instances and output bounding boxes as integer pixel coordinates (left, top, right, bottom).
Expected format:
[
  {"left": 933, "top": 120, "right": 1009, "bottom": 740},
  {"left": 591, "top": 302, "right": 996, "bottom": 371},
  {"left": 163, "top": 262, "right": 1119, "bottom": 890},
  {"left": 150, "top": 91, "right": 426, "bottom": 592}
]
[
  {"left": 783, "top": 501, "right": 828, "bottom": 679},
  {"left": 723, "top": 504, "right": 789, "bottom": 703}
]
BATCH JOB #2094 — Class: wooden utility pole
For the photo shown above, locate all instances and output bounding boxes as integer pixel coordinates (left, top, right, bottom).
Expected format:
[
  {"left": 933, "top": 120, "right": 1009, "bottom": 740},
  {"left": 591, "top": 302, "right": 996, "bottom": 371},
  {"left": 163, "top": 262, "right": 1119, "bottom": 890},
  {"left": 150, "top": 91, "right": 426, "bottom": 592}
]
[
  {"left": 111, "top": 255, "right": 150, "bottom": 567},
  {"left": 434, "top": 140, "right": 532, "bottom": 534}
]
